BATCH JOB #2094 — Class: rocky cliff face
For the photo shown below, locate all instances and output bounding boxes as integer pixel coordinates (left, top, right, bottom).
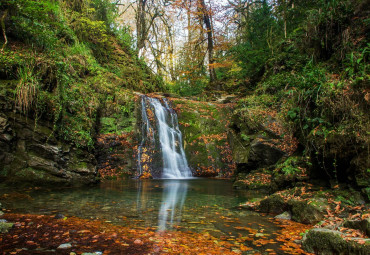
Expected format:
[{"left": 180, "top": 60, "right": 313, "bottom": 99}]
[
  {"left": 0, "top": 91, "right": 98, "bottom": 186},
  {"left": 169, "top": 96, "right": 236, "bottom": 177}
]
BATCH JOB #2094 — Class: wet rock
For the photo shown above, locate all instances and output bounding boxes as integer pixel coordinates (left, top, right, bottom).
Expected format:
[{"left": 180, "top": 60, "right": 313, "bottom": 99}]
[
  {"left": 275, "top": 211, "right": 292, "bottom": 220},
  {"left": 258, "top": 194, "right": 288, "bottom": 214},
  {"left": 288, "top": 198, "right": 327, "bottom": 224},
  {"left": 57, "top": 243, "right": 72, "bottom": 249},
  {"left": 0, "top": 222, "right": 14, "bottom": 233},
  {"left": 343, "top": 218, "right": 370, "bottom": 237},
  {"left": 28, "top": 155, "right": 60, "bottom": 174},
  {"left": 0, "top": 103, "right": 98, "bottom": 185},
  {"left": 54, "top": 213, "right": 65, "bottom": 219},
  {"left": 302, "top": 228, "right": 370, "bottom": 254},
  {"left": 81, "top": 252, "right": 103, "bottom": 255}
]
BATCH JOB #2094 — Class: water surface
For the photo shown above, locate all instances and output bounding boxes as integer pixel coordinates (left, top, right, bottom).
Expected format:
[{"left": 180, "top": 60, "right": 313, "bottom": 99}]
[{"left": 1, "top": 179, "right": 291, "bottom": 253}]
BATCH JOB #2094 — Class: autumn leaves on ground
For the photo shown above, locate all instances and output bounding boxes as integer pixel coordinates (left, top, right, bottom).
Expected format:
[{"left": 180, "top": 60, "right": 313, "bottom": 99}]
[{"left": 0, "top": 213, "right": 312, "bottom": 255}]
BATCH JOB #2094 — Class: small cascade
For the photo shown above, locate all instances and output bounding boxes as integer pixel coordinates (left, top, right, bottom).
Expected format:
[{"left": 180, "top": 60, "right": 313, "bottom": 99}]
[
  {"left": 137, "top": 96, "right": 192, "bottom": 179},
  {"left": 137, "top": 97, "right": 154, "bottom": 177}
]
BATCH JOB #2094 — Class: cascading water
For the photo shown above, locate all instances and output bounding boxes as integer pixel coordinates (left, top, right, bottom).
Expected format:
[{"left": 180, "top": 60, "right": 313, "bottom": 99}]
[{"left": 138, "top": 96, "right": 192, "bottom": 179}]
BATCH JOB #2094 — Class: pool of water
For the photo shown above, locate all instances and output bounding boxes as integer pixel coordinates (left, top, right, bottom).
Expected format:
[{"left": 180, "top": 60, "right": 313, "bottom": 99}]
[{"left": 0, "top": 179, "right": 293, "bottom": 253}]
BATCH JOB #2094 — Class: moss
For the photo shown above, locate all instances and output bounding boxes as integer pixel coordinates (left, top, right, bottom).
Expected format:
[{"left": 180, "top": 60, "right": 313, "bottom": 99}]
[
  {"left": 258, "top": 194, "right": 288, "bottom": 214},
  {"left": 13, "top": 167, "right": 67, "bottom": 184},
  {"left": 303, "top": 229, "right": 347, "bottom": 254},
  {"left": 289, "top": 198, "right": 326, "bottom": 224},
  {"left": 0, "top": 222, "right": 14, "bottom": 233},
  {"left": 303, "top": 228, "right": 370, "bottom": 255},
  {"left": 171, "top": 98, "right": 235, "bottom": 177},
  {"left": 74, "top": 162, "right": 88, "bottom": 169}
]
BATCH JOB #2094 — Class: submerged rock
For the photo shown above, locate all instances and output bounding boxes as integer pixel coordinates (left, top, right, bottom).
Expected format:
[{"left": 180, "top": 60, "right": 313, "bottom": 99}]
[
  {"left": 54, "top": 213, "right": 65, "bottom": 219},
  {"left": 275, "top": 211, "right": 292, "bottom": 220},
  {"left": 302, "top": 228, "right": 370, "bottom": 254},
  {"left": 57, "top": 243, "right": 72, "bottom": 249},
  {"left": 0, "top": 222, "right": 14, "bottom": 233}
]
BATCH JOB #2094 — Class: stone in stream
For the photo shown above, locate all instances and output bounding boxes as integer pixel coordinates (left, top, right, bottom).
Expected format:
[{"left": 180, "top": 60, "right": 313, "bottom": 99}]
[
  {"left": 275, "top": 211, "right": 292, "bottom": 220},
  {"left": 57, "top": 243, "right": 72, "bottom": 249},
  {"left": 54, "top": 213, "right": 65, "bottom": 219}
]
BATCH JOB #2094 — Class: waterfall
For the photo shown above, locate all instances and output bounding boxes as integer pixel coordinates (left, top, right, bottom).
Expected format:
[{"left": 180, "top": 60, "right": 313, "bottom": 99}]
[{"left": 138, "top": 96, "right": 192, "bottom": 179}]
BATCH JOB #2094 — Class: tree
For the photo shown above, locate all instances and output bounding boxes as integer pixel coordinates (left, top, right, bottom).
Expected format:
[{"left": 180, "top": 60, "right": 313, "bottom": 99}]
[{"left": 199, "top": 0, "right": 217, "bottom": 85}]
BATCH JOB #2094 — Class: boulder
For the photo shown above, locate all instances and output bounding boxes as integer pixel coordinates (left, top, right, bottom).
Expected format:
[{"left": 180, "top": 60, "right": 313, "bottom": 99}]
[
  {"left": 258, "top": 194, "right": 288, "bottom": 214},
  {"left": 247, "top": 138, "right": 285, "bottom": 170},
  {"left": 288, "top": 198, "right": 327, "bottom": 224},
  {"left": 302, "top": 228, "right": 370, "bottom": 255},
  {"left": 344, "top": 218, "right": 370, "bottom": 237},
  {"left": 275, "top": 211, "right": 292, "bottom": 220}
]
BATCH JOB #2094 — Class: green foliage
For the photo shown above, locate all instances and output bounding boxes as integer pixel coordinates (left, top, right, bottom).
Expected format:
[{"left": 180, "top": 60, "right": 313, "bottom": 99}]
[
  {"left": 70, "top": 11, "right": 111, "bottom": 61},
  {"left": 0, "top": 49, "right": 24, "bottom": 75},
  {"left": 15, "top": 63, "right": 39, "bottom": 114},
  {"left": 230, "top": 1, "right": 278, "bottom": 83},
  {"left": 276, "top": 157, "right": 307, "bottom": 176},
  {"left": 0, "top": 0, "right": 161, "bottom": 150},
  {"left": 344, "top": 43, "right": 369, "bottom": 80},
  {"left": 3, "top": 0, "right": 73, "bottom": 50},
  {"left": 170, "top": 79, "right": 207, "bottom": 97}
]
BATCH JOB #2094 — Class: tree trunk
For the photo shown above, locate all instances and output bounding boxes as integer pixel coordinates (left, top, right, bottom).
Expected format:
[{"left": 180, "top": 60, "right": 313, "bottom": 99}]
[
  {"left": 199, "top": 0, "right": 217, "bottom": 85},
  {"left": 136, "top": 0, "right": 147, "bottom": 54}
]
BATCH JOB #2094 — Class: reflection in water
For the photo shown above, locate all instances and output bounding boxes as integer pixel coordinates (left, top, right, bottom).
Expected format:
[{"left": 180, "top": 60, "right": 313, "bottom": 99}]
[{"left": 158, "top": 180, "right": 188, "bottom": 231}]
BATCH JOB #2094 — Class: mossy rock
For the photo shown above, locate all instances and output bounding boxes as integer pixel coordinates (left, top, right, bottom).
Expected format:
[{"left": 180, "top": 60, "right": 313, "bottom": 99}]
[
  {"left": 333, "top": 189, "right": 366, "bottom": 206},
  {"left": 343, "top": 219, "right": 370, "bottom": 237},
  {"left": 171, "top": 98, "right": 234, "bottom": 177},
  {"left": 258, "top": 194, "right": 288, "bottom": 214},
  {"left": 12, "top": 167, "right": 68, "bottom": 185},
  {"left": 288, "top": 198, "right": 327, "bottom": 224},
  {"left": 302, "top": 228, "right": 370, "bottom": 255},
  {"left": 0, "top": 222, "right": 14, "bottom": 233}
]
